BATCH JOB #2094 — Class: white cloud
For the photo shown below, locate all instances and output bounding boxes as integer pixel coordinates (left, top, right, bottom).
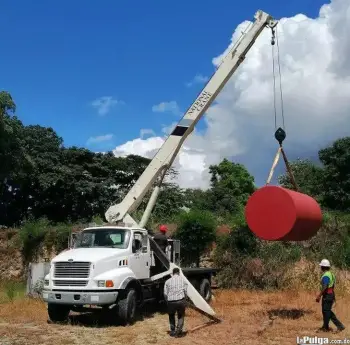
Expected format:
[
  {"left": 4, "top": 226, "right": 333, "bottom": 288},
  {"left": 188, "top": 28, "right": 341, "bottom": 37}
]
[
  {"left": 113, "top": 0, "right": 350, "bottom": 189},
  {"left": 113, "top": 137, "right": 164, "bottom": 159},
  {"left": 152, "top": 101, "right": 181, "bottom": 116},
  {"left": 186, "top": 74, "right": 209, "bottom": 87},
  {"left": 91, "top": 96, "right": 123, "bottom": 115},
  {"left": 87, "top": 134, "right": 113, "bottom": 145}
]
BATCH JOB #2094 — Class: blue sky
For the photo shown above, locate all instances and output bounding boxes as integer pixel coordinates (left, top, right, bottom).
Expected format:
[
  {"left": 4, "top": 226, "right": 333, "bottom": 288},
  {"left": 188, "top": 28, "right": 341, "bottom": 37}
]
[{"left": 1, "top": 0, "right": 330, "bottom": 182}]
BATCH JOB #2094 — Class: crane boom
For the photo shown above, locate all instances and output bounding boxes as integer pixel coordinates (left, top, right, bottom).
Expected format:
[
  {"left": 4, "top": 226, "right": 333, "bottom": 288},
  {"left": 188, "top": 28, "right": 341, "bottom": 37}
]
[{"left": 105, "top": 10, "right": 277, "bottom": 225}]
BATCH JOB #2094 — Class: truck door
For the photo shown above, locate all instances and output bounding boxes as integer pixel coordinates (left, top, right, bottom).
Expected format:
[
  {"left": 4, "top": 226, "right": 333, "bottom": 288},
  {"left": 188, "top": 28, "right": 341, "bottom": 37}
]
[{"left": 128, "top": 231, "right": 150, "bottom": 279}]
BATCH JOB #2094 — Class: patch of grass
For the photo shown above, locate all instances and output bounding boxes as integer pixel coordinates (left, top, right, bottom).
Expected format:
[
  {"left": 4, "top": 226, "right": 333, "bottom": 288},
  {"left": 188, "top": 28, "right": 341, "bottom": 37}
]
[{"left": 0, "top": 281, "right": 26, "bottom": 303}]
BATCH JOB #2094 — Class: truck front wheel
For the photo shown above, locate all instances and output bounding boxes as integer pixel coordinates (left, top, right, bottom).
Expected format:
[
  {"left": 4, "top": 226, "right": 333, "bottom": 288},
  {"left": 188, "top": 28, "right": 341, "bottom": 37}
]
[
  {"left": 117, "top": 288, "right": 137, "bottom": 325},
  {"left": 199, "top": 278, "right": 212, "bottom": 302},
  {"left": 48, "top": 303, "right": 70, "bottom": 323}
]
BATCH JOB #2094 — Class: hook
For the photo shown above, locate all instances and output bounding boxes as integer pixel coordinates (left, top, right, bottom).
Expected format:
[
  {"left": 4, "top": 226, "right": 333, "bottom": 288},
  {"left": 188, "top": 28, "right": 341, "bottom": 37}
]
[{"left": 274, "top": 127, "right": 286, "bottom": 145}]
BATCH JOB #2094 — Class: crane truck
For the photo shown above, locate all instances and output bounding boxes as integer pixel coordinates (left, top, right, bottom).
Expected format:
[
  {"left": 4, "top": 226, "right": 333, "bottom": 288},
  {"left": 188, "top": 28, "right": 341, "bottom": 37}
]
[{"left": 42, "top": 10, "right": 278, "bottom": 325}]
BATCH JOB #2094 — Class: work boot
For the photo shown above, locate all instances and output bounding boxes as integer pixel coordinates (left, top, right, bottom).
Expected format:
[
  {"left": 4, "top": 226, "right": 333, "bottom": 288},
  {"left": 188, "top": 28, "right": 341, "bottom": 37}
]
[
  {"left": 317, "top": 327, "right": 331, "bottom": 333},
  {"left": 334, "top": 326, "right": 345, "bottom": 333},
  {"left": 175, "top": 332, "right": 185, "bottom": 338},
  {"left": 174, "top": 329, "right": 185, "bottom": 338}
]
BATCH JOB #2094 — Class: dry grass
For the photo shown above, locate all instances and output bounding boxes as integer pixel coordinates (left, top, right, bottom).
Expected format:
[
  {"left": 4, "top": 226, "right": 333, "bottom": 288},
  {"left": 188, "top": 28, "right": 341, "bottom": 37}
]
[{"left": 1, "top": 289, "right": 350, "bottom": 345}]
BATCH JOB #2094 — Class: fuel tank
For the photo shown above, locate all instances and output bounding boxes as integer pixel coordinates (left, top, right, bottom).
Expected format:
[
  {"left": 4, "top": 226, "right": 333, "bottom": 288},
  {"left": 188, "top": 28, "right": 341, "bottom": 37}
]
[{"left": 245, "top": 185, "right": 322, "bottom": 241}]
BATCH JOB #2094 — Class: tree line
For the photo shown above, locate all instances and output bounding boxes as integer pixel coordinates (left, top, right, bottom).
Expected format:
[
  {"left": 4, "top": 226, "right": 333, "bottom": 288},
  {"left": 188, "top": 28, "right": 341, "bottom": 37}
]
[{"left": 0, "top": 90, "right": 258, "bottom": 228}]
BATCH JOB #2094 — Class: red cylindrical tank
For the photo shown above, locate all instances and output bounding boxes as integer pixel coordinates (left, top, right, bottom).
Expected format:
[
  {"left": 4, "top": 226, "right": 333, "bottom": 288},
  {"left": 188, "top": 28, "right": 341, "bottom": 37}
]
[{"left": 245, "top": 186, "right": 322, "bottom": 241}]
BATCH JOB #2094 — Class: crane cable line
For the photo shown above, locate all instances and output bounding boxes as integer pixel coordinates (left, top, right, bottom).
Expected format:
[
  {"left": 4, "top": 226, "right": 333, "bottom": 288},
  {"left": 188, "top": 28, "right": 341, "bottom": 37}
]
[
  {"left": 271, "top": 27, "right": 285, "bottom": 130},
  {"left": 266, "top": 25, "right": 299, "bottom": 191}
]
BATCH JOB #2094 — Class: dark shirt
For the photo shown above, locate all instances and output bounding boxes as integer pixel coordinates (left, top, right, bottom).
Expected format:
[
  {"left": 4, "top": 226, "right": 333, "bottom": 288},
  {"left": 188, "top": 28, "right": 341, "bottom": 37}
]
[{"left": 153, "top": 233, "right": 168, "bottom": 252}]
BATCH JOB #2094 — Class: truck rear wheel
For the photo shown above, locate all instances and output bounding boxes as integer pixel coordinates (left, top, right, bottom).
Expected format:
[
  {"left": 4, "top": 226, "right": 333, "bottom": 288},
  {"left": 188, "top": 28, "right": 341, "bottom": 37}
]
[
  {"left": 48, "top": 303, "right": 70, "bottom": 323},
  {"left": 117, "top": 288, "right": 137, "bottom": 325},
  {"left": 199, "top": 278, "right": 212, "bottom": 302}
]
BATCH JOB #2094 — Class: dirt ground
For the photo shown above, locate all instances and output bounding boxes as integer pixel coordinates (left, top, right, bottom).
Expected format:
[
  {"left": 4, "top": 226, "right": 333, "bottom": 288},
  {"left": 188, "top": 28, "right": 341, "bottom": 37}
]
[{"left": 0, "top": 290, "right": 349, "bottom": 345}]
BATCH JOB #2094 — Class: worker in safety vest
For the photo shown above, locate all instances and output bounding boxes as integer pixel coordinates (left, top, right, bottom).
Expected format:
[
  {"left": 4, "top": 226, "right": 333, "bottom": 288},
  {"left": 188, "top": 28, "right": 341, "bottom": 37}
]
[
  {"left": 153, "top": 224, "right": 169, "bottom": 253},
  {"left": 315, "top": 259, "right": 345, "bottom": 332}
]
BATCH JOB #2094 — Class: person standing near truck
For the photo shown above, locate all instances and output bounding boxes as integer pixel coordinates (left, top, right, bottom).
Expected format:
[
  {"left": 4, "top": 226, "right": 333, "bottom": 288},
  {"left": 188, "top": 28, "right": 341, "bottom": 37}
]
[
  {"left": 164, "top": 267, "right": 188, "bottom": 337},
  {"left": 316, "top": 259, "right": 345, "bottom": 332},
  {"left": 151, "top": 224, "right": 170, "bottom": 275},
  {"left": 153, "top": 224, "right": 169, "bottom": 253}
]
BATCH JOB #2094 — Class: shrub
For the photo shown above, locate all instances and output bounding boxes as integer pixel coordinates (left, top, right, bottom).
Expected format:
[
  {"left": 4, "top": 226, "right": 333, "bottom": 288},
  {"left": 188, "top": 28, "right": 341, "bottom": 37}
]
[
  {"left": 19, "top": 218, "right": 50, "bottom": 262},
  {"left": 174, "top": 209, "right": 217, "bottom": 267}
]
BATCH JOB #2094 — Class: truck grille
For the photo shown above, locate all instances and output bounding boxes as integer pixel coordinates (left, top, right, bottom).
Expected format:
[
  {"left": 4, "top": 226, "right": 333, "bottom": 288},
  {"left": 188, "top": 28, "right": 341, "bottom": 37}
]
[
  {"left": 54, "top": 261, "right": 91, "bottom": 278},
  {"left": 53, "top": 280, "right": 88, "bottom": 287}
]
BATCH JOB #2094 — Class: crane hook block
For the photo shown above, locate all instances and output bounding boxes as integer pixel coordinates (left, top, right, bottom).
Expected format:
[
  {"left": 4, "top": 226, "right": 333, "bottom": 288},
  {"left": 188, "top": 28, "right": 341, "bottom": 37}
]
[
  {"left": 244, "top": 186, "right": 322, "bottom": 241},
  {"left": 275, "top": 127, "right": 286, "bottom": 145}
]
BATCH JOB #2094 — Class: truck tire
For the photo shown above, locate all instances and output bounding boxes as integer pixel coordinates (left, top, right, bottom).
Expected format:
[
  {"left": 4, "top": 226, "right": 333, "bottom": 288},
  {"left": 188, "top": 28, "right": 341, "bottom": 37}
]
[
  {"left": 199, "top": 278, "right": 212, "bottom": 302},
  {"left": 117, "top": 288, "right": 137, "bottom": 325},
  {"left": 48, "top": 303, "right": 70, "bottom": 323}
]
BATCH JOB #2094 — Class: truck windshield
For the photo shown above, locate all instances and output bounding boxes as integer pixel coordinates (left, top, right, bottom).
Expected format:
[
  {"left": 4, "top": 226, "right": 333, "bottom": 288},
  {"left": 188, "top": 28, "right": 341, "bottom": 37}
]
[{"left": 74, "top": 228, "right": 131, "bottom": 249}]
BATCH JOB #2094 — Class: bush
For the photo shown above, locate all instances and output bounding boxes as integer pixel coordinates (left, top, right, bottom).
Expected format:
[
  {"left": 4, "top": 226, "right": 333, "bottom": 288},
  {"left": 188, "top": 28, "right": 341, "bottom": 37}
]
[
  {"left": 19, "top": 218, "right": 80, "bottom": 263},
  {"left": 33, "top": 278, "right": 45, "bottom": 296},
  {"left": 44, "top": 223, "right": 72, "bottom": 254},
  {"left": 20, "top": 218, "right": 50, "bottom": 262},
  {"left": 303, "top": 211, "right": 350, "bottom": 268},
  {"left": 174, "top": 209, "right": 217, "bottom": 267}
]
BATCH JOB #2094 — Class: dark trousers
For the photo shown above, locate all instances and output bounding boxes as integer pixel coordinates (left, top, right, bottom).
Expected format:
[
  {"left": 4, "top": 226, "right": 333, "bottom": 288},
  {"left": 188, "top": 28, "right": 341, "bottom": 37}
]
[
  {"left": 322, "top": 293, "right": 344, "bottom": 330},
  {"left": 167, "top": 299, "right": 186, "bottom": 333}
]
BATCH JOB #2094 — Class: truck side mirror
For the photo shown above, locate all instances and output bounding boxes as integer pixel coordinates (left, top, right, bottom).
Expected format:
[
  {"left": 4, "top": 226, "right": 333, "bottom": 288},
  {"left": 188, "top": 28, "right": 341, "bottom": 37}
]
[{"left": 132, "top": 240, "right": 136, "bottom": 253}]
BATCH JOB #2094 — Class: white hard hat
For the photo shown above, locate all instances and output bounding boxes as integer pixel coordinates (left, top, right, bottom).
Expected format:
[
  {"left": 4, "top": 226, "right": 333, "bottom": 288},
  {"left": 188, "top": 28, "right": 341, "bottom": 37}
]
[{"left": 319, "top": 259, "right": 330, "bottom": 267}]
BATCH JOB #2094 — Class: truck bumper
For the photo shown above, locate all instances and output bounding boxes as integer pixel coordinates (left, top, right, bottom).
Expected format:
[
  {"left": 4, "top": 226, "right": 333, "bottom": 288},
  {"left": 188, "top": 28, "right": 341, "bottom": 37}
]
[{"left": 42, "top": 289, "right": 118, "bottom": 305}]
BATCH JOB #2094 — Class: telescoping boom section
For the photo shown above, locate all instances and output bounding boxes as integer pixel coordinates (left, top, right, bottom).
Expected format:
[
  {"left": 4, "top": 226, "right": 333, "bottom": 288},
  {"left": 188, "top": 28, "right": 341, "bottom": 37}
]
[{"left": 105, "top": 10, "right": 278, "bottom": 320}]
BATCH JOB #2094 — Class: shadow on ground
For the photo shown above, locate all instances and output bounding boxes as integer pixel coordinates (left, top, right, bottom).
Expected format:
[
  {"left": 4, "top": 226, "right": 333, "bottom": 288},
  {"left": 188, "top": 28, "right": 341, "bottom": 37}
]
[
  {"left": 63, "top": 301, "right": 168, "bottom": 328},
  {"left": 267, "top": 308, "right": 313, "bottom": 320}
]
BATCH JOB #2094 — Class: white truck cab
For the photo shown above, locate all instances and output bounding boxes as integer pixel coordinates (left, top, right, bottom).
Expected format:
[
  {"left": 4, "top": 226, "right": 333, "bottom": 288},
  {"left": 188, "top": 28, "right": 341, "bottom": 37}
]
[{"left": 43, "top": 226, "right": 151, "bottom": 307}]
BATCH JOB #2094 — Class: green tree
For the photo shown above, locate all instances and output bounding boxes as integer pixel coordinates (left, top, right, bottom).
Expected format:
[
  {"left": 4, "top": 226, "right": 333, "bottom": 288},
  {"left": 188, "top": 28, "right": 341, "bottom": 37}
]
[
  {"left": 0, "top": 91, "right": 16, "bottom": 117},
  {"left": 174, "top": 209, "right": 217, "bottom": 267},
  {"left": 208, "top": 159, "right": 256, "bottom": 217},
  {"left": 151, "top": 183, "right": 186, "bottom": 220},
  {"left": 277, "top": 158, "right": 325, "bottom": 203},
  {"left": 0, "top": 106, "right": 185, "bottom": 226},
  {"left": 183, "top": 188, "right": 212, "bottom": 211},
  {"left": 319, "top": 137, "right": 350, "bottom": 211},
  {"left": 0, "top": 91, "right": 28, "bottom": 182}
]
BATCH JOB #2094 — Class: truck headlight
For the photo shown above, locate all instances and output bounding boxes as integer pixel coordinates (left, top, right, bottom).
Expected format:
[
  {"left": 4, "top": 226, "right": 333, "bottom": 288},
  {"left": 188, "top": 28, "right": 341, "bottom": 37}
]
[
  {"left": 97, "top": 280, "right": 114, "bottom": 288},
  {"left": 97, "top": 280, "right": 105, "bottom": 287}
]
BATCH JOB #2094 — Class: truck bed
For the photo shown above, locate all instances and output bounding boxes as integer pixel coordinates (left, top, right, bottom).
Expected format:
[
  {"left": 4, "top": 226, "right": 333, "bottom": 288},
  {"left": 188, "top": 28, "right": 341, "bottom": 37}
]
[
  {"left": 182, "top": 267, "right": 218, "bottom": 276},
  {"left": 148, "top": 236, "right": 219, "bottom": 280}
]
